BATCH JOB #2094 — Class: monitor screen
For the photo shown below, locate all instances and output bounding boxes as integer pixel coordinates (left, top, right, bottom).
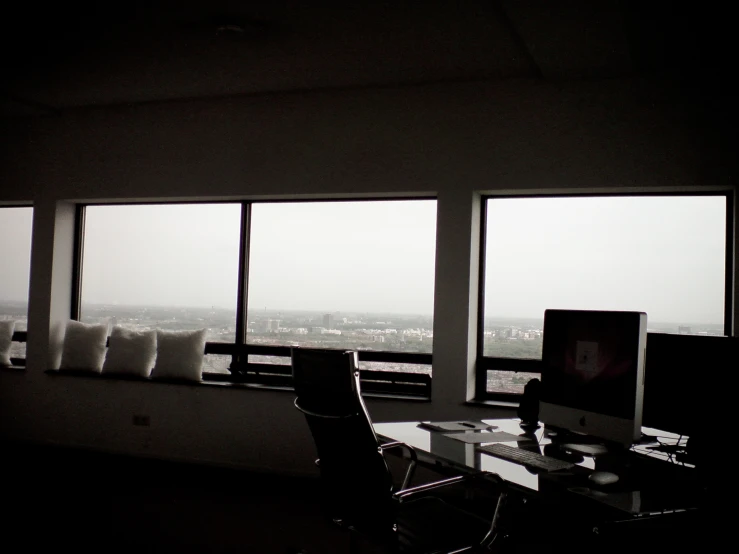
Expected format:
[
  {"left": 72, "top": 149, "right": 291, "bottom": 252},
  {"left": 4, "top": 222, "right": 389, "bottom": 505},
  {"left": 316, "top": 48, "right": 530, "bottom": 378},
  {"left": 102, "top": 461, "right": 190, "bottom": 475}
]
[
  {"left": 540, "top": 309, "right": 648, "bottom": 446},
  {"left": 643, "top": 332, "right": 736, "bottom": 435}
]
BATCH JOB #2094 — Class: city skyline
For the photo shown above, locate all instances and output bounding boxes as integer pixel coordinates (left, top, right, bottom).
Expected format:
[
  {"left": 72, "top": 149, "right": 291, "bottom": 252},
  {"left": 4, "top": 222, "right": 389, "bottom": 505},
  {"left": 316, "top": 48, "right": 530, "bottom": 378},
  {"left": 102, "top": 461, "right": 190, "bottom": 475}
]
[
  {"left": 1, "top": 299, "right": 726, "bottom": 331},
  {"left": 3, "top": 300, "right": 726, "bottom": 394}
]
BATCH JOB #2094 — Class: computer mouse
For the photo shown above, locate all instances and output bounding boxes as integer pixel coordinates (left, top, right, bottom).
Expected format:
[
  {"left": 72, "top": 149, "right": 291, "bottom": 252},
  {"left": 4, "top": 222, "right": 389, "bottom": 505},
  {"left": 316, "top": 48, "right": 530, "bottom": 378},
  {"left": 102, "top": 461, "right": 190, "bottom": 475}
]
[{"left": 588, "top": 471, "right": 619, "bottom": 486}]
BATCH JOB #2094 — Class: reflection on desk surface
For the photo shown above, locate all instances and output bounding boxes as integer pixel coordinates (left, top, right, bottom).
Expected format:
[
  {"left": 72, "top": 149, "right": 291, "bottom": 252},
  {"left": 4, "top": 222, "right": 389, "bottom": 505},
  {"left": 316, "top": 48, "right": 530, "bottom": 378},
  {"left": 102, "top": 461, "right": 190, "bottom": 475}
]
[
  {"left": 564, "top": 486, "right": 699, "bottom": 516},
  {"left": 375, "top": 418, "right": 702, "bottom": 514},
  {"left": 375, "top": 418, "right": 596, "bottom": 492}
]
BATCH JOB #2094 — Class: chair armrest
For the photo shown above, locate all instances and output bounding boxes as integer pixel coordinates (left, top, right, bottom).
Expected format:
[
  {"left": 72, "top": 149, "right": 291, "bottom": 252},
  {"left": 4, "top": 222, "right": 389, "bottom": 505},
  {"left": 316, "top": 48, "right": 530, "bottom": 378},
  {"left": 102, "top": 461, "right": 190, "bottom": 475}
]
[
  {"left": 393, "top": 472, "right": 505, "bottom": 504},
  {"left": 379, "top": 441, "right": 418, "bottom": 489},
  {"left": 379, "top": 441, "right": 418, "bottom": 461}
]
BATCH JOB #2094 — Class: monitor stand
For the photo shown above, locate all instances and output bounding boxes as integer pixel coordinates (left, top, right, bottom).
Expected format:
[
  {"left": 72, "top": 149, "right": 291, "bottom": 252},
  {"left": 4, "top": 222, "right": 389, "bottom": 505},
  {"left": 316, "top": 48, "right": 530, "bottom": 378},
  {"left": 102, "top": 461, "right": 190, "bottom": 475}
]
[
  {"left": 559, "top": 442, "right": 611, "bottom": 457},
  {"left": 545, "top": 426, "right": 630, "bottom": 484},
  {"left": 544, "top": 424, "right": 604, "bottom": 445},
  {"left": 519, "top": 421, "right": 541, "bottom": 433},
  {"left": 545, "top": 425, "right": 627, "bottom": 453}
]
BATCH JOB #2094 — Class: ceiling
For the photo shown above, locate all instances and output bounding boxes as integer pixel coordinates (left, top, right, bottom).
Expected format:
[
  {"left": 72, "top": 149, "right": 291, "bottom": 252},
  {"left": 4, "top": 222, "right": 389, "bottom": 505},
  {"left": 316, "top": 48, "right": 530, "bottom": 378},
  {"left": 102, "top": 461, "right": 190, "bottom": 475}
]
[{"left": 0, "top": 1, "right": 730, "bottom": 117}]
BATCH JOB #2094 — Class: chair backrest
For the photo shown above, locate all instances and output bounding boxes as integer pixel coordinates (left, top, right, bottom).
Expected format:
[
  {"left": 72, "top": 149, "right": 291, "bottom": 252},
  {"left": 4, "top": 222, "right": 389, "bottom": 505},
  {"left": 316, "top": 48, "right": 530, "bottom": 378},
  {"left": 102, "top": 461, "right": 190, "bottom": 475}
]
[{"left": 292, "top": 347, "right": 395, "bottom": 530}]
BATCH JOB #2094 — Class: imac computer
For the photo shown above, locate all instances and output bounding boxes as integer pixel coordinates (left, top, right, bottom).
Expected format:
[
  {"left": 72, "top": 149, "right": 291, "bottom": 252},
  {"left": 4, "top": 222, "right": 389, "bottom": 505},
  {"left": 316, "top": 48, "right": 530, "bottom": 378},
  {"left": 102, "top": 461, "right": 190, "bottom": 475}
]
[{"left": 540, "top": 309, "right": 648, "bottom": 447}]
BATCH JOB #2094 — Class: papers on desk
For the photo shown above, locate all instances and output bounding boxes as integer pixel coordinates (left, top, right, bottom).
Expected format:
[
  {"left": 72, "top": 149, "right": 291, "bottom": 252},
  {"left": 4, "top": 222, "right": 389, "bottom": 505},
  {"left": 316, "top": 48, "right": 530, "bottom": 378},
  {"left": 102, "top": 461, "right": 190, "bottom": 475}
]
[
  {"left": 417, "top": 420, "right": 497, "bottom": 433},
  {"left": 443, "top": 431, "right": 534, "bottom": 444}
]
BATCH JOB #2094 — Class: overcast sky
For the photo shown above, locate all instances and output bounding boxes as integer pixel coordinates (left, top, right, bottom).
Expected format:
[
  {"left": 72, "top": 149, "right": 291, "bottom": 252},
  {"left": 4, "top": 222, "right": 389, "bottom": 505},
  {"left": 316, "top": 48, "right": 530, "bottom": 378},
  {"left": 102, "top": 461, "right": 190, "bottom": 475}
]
[
  {"left": 1, "top": 196, "right": 727, "bottom": 324},
  {"left": 484, "top": 196, "right": 726, "bottom": 324},
  {"left": 79, "top": 201, "right": 437, "bottom": 315},
  {"left": 81, "top": 203, "right": 242, "bottom": 311},
  {"left": 247, "top": 201, "right": 437, "bottom": 314},
  {"left": 0, "top": 207, "right": 33, "bottom": 304}
]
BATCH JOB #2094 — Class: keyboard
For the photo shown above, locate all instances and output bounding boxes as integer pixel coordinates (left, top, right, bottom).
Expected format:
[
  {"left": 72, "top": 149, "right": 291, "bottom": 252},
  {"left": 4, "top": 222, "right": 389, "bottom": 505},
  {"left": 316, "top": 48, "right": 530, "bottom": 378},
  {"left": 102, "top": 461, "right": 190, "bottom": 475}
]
[{"left": 477, "top": 443, "right": 575, "bottom": 472}]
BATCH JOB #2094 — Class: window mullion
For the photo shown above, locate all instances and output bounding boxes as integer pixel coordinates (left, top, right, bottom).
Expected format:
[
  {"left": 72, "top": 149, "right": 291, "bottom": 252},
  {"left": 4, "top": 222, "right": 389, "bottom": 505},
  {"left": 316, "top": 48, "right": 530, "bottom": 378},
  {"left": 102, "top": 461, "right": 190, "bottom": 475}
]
[
  {"left": 724, "top": 189, "right": 734, "bottom": 336},
  {"left": 476, "top": 196, "right": 489, "bottom": 399},
  {"left": 232, "top": 201, "right": 251, "bottom": 372},
  {"left": 71, "top": 204, "right": 86, "bottom": 321}
]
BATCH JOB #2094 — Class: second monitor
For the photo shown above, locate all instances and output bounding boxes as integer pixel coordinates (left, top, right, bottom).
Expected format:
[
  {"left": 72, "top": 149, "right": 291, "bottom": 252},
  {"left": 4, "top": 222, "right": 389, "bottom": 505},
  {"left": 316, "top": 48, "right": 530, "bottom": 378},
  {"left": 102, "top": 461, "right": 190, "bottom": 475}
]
[
  {"left": 643, "top": 331, "right": 736, "bottom": 437},
  {"left": 540, "top": 309, "right": 648, "bottom": 447}
]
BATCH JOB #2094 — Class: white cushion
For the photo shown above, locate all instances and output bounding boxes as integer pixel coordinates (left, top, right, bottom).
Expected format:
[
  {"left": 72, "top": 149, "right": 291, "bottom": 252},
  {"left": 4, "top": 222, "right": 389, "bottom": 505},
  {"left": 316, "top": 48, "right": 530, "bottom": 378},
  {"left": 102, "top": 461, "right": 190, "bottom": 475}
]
[
  {"left": 150, "top": 329, "right": 206, "bottom": 381},
  {"left": 0, "top": 320, "right": 15, "bottom": 366},
  {"left": 59, "top": 320, "right": 109, "bottom": 373},
  {"left": 102, "top": 326, "right": 157, "bottom": 378}
]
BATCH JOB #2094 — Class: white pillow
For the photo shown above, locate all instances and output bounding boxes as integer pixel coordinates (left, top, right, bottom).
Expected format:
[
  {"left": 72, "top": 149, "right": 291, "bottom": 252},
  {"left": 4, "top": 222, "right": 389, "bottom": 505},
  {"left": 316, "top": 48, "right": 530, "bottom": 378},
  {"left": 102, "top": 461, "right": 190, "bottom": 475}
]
[
  {"left": 150, "top": 329, "right": 206, "bottom": 381},
  {"left": 102, "top": 326, "right": 157, "bottom": 378},
  {"left": 59, "top": 320, "right": 109, "bottom": 373},
  {"left": 0, "top": 320, "right": 15, "bottom": 366}
]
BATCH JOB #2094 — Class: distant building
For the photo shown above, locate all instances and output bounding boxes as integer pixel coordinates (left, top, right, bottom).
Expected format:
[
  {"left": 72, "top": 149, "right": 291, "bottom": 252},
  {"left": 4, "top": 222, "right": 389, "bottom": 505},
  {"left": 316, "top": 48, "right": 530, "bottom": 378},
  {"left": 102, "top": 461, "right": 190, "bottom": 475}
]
[
  {"left": 678, "top": 326, "right": 691, "bottom": 334},
  {"left": 257, "top": 319, "right": 281, "bottom": 332},
  {"left": 323, "top": 313, "right": 334, "bottom": 329}
]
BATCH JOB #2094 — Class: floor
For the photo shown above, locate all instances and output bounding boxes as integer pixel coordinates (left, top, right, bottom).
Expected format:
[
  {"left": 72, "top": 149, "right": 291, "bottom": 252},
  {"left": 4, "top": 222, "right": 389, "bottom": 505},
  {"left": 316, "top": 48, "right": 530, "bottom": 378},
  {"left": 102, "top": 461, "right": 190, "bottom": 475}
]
[
  {"left": 2, "top": 439, "right": 489, "bottom": 554},
  {"left": 2, "top": 440, "right": 355, "bottom": 553},
  {"left": 2, "top": 440, "right": 710, "bottom": 553}
]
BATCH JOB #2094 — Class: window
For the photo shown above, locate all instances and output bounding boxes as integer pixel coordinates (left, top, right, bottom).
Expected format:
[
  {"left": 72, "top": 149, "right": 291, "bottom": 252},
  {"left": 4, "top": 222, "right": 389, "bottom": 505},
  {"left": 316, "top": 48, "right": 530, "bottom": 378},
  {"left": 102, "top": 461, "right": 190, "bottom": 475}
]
[
  {"left": 247, "top": 201, "right": 436, "bottom": 375},
  {"left": 74, "top": 200, "right": 436, "bottom": 395},
  {"left": 0, "top": 206, "right": 33, "bottom": 365},
  {"left": 79, "top": 204, "right": 241, "bottom": 373},
  {"left": 478, "top": 194, "right": 731, "bottom": 400}
]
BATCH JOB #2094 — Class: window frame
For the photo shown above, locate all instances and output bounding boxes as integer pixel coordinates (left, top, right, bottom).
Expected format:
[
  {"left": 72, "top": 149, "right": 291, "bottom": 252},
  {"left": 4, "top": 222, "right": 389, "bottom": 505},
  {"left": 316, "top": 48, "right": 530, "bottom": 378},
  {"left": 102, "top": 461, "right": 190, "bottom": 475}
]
[
  {"left": 71, "top": 198, "right": 435, "bottom": 399},
  {"left": 475, "top": 190, "right": 735, "bottom": 402}
]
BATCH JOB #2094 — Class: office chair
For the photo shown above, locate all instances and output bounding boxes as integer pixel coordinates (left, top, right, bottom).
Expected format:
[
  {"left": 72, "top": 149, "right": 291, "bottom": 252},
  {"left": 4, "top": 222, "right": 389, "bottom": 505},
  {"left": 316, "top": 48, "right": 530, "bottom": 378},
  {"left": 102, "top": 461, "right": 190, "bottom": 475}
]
[{"left": 291, "top": 347, "right": 508, "bottom": 553}]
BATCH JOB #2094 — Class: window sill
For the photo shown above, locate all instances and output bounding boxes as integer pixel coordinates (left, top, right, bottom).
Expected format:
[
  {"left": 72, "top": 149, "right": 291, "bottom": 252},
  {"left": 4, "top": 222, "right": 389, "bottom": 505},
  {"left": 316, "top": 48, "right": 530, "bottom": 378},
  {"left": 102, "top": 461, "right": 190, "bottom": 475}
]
[
  {"left": 1, "top": 365, "right": 26, "bottom": 372},
  {"left": 45, "top": 369, "right": 294, "bottom": 391},
  {"left": 466, "top": 398, "right": 520, "bottom": 409},
  {"left": 44, "top": 369, "right": 429, "bottom": 402}
]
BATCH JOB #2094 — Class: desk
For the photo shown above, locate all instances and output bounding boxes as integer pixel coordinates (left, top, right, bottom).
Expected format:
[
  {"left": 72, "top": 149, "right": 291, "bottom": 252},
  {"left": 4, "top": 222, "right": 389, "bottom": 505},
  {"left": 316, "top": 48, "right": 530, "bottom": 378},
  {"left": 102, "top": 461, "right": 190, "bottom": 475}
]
[
  {"left": 375, "top": 418, "right": 709, "bottom": 546},
  {"left": 375, "top": 418, "right": 591, "bottom": 493}
]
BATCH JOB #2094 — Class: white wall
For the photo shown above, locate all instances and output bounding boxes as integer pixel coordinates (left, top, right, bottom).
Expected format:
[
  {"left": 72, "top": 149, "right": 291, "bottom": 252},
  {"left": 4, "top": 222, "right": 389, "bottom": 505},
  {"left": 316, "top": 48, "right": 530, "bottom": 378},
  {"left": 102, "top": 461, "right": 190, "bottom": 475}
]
[{"left": 0, "top": 77, "right": 733, "bottom": 475}]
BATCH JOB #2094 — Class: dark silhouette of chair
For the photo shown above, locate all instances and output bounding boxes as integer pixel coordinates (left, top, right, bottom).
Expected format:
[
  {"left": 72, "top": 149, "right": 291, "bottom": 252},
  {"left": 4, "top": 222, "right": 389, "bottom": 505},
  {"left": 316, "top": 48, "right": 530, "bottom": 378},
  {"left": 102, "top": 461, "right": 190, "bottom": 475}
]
[{"left": 291, "top": 347, "right": 507, "bottom": 553}]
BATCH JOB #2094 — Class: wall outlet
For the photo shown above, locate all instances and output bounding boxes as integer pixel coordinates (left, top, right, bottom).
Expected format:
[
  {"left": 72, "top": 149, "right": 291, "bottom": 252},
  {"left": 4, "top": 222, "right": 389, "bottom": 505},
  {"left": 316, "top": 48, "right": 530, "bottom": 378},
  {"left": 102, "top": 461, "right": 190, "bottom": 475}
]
[{"left": 132, "top": 414, "right": 150, "bottom": 427}]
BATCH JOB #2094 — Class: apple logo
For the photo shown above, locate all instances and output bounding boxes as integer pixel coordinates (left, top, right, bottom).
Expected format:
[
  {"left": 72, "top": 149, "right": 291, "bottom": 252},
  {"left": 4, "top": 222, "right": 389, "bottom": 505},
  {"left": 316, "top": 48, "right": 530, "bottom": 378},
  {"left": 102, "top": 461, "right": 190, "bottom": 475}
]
[{"left": 579, "top": 416, "right": 586, "bottom": 427}]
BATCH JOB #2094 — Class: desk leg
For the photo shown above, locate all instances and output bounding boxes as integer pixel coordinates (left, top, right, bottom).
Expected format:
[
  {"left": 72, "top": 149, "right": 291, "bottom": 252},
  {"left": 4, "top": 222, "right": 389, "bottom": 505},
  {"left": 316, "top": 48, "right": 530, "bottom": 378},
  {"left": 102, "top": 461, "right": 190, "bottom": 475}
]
[{"left": 480, "top": 492, "right": 508, "bottom": 549}]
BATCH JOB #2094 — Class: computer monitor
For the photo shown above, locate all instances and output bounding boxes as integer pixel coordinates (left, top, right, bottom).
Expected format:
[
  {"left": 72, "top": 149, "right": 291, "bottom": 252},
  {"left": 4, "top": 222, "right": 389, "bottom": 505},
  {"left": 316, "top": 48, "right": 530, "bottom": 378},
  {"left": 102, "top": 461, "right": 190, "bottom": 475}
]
[
  {"left": 643, "top": 332, "right": 736, "bottom": 436},
  {"left": 540, "top": 309, "right": 648, "bottom": 447}
]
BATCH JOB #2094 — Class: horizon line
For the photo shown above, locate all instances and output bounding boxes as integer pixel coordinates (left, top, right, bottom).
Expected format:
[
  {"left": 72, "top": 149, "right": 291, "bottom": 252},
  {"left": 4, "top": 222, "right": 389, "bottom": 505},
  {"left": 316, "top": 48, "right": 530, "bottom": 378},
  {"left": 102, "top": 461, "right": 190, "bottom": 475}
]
[{"left": 0, "top": 300, "right": 724, "bottom": 326}]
